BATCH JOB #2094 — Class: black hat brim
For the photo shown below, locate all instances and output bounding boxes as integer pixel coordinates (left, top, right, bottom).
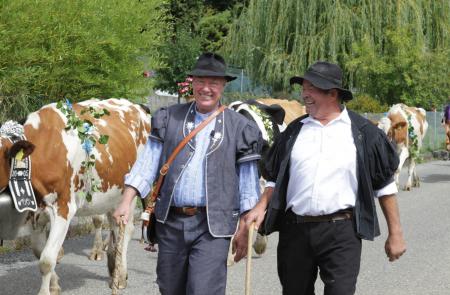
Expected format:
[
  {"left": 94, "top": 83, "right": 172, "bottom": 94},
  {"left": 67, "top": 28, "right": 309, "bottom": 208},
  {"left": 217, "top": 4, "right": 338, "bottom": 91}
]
[
  {"left": 188, "top": 69, "right": 236, "bottom": 82},
  {"left": 290, "top": 72, "right": 353, "bottom": 101}
]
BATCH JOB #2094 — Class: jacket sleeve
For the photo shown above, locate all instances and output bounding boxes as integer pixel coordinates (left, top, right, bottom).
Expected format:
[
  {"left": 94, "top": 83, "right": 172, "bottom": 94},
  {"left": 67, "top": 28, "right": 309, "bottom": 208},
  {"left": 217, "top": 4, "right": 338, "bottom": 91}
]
[
  {"left": 236, "top": 121, "right": 263, "bottom": 163},
  {"left": 367, "top": 128, "right": 399, "bottom": 190},
  {"left": 149, "top": 107, "right": 168, "bottom": 143},
  {"left": 261, "top": 128, "right": 287, "bottom": 182}
]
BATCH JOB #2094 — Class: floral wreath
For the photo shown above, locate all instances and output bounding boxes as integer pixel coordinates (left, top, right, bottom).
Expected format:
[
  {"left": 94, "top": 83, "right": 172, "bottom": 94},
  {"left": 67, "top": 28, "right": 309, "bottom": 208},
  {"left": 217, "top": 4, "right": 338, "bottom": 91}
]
[
  {"left": 56, "top": 99, "right": 110, "bottom": 202},
  {"left": 406, "top": 114, "right": 420, "bottom": 161},
  {"left": 248, "top": 105, "right": 274, "bottom": 146},
  {"left": 177, "top": 76, "right": 193, "bottom": 100}
]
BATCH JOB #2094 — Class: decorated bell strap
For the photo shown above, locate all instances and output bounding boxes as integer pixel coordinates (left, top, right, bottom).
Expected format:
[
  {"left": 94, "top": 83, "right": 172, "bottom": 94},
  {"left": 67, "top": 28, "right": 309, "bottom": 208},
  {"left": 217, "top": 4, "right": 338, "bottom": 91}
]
[{"left": 8, "top": 135, "right": 37, "bottom": 213}]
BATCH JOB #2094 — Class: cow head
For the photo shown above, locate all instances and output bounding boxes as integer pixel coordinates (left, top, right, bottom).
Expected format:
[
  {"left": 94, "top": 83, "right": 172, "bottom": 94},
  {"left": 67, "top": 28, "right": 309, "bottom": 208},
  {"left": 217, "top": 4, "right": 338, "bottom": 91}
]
[
  {"left": 378, "top": 115, "right": 407, "bottom": 146},
  {"left": 0, "top": 137, "right": 35, "bottom": 192},
  {"left": 229, "top": 99, "right": 285, "bottom": 150}
]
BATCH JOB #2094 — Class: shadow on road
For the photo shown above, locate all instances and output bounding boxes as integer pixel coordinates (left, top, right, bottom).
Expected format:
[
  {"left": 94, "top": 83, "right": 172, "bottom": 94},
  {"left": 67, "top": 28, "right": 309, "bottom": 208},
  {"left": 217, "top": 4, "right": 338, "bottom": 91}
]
[
  {"left": 0, "top": 263, "right": 109, "bottom": 295},
  {"left": 421, "top": 174, "right": 450, "bottom": 183}
]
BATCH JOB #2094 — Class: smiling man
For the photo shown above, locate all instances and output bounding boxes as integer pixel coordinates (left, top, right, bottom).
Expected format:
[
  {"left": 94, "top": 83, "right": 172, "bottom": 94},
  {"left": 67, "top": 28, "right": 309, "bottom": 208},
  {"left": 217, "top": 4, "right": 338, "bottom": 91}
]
[
  {"left": 114, "top": 52, "right": 263, "bottom": 295},
  {"left": 239, "top": 61, "right": 407, "bottom": 295}
]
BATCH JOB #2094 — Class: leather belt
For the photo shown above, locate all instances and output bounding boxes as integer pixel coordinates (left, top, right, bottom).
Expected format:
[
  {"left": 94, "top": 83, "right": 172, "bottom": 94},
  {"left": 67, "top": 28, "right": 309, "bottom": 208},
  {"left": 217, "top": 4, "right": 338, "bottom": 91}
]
[
  {"left": 285, "top": 208, "right": 353, "bottom": 223},
  {"left": 170, "top": 206, "right": 206, "bottom": 216}
]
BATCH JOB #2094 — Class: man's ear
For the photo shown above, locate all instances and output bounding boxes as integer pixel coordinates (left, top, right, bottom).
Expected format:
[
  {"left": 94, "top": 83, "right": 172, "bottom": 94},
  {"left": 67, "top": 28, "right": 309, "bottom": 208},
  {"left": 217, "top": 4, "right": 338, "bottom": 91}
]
[
  {"left": 329, "top": 89, "right": 340, "bottom": 100},
  {"left": 8, "top": 140, "right": 35, "bottom": 160}
]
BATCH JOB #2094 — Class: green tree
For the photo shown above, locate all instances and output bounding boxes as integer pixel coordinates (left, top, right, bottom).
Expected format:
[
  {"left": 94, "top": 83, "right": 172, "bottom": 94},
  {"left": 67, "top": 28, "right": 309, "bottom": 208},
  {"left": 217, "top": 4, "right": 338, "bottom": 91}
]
[
  {"left": 224, "top": 0, "right": 450, "bottom": 104},
  {"left": 346, "top": 29, "right": 450, "bottom": 109},
  {"left": 0, "top": 0, "right": 168, "bottom": 121},
  {"left": 153, "top": 0, "right": 242, "bottom": 94}
]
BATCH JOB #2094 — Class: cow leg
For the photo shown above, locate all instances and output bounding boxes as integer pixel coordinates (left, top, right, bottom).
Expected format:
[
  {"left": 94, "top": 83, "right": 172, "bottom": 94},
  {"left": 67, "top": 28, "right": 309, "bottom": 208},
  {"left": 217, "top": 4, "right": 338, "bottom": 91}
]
[
  {"left": 107, "top": 199, "right": 136, "bottom": 289},
  {"left": 89, "top": 214, "right": 105, "bottom": 261},
  {"left": 37, "top": 204, "right": 76, "bottom": 295},
  {"left": 227, "top": 236, "right": 235, "bottom": 267},
  {"left": 397, "top": 147, "right": 409, "bottom": 190},
  {"left": 410, "top": 157, "right": 421, "bottom": 188},
  {"left": 404, "top": 156, "right": 416, "bottom": 191}
]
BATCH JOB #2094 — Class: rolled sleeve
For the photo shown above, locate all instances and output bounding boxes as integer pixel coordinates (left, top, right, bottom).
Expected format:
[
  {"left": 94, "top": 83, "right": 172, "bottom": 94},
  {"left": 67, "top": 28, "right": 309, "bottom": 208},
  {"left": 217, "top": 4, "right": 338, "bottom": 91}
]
[
  {"left": 236, "top": 121, "right": 263, "bottom": 164},
  {"left": 124, "top": 138, "right": 162, "bottom": 198},
  {"left": 374, "top": 181, "right": 398, "bottom": 198},
  {"left": 238, "top": 160, "right": 261, "bottom": 213}
]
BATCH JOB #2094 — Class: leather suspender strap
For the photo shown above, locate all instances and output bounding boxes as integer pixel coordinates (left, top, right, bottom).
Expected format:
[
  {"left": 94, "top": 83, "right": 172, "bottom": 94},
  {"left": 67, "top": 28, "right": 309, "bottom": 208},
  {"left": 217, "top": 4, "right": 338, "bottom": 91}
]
[{"left": 145, "top": 105, "right": 226, "bottom": 214}]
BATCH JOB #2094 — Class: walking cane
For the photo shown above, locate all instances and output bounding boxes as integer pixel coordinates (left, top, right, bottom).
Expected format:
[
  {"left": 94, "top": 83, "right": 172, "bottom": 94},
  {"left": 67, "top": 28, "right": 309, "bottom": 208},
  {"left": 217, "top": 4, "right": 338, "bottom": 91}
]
[
  {"left": 245, "top": 221, "right": 256, "bottom": 295},
  {"left": 112, "top": 217, "right": 125, "bottom": 295}
]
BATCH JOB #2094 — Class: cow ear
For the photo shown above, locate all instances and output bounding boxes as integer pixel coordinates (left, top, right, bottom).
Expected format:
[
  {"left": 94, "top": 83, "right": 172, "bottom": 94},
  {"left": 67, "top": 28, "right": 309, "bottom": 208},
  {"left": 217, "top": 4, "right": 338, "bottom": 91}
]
[
  {"left": 8, "top": 140, "right": 35, "bottom": 160},
  {"left": 393, "top": 121, "right": 407, "bottom": 129},
  {"left": 266, "top": 104, "right": 286, "bottom": 125}
]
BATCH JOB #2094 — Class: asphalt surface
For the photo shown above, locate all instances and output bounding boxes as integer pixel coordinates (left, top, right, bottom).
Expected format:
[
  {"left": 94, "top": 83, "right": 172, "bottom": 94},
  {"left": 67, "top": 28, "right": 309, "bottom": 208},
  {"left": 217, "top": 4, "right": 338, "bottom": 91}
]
[{"left": 1, "top": 160, "right": 449, "bottom": 294}]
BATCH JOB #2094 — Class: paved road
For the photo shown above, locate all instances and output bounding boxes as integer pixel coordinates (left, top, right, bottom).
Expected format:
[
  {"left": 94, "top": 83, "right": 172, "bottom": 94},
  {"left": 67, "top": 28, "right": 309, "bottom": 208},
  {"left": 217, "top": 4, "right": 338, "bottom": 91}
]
[{"left": 1, "top": 160, "right": 449, "bottom": 294}]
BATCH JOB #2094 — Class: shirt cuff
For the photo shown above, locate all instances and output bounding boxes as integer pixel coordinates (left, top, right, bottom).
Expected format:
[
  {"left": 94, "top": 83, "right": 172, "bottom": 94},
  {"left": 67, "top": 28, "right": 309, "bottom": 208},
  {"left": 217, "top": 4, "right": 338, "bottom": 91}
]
[
  {"left": 265, "top": 181, "right": 276, "bottom": 188},
  {"left": 124, "top": 173, "right": 151, "bottom": 198},
  {"left": 374, "top": 181, "right": 398, "bottom": 198},
  {"left": 240, "top": 197, "right": 258, "bottom": 213}
]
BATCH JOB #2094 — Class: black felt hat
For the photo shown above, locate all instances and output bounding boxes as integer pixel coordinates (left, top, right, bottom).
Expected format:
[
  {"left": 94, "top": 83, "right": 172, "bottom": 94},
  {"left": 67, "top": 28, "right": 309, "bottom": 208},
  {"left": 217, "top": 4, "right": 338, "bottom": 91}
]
[
  {"left": 290, "top": 61, "right": 353, "bottom": 101},
  {"left": 188, "top": 52, "right": 236, "bottom": 82}
]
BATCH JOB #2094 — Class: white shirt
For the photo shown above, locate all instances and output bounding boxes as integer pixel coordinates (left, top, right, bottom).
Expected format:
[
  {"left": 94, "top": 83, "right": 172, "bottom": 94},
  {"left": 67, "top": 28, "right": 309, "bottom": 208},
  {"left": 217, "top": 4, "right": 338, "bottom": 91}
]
[{"left": 266, "top": 108, "right": 397, "bottom": 216}]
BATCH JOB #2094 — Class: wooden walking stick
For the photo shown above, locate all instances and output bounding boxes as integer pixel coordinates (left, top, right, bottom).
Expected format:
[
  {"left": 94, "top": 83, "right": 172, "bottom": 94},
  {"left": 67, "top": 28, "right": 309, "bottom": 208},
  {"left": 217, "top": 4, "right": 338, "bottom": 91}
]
[
  {"left": 112, "top": 217, "right": 125, "bottom": 295},
  {"left": 245, "top": 221, "right": 256, "bottom": 295}
]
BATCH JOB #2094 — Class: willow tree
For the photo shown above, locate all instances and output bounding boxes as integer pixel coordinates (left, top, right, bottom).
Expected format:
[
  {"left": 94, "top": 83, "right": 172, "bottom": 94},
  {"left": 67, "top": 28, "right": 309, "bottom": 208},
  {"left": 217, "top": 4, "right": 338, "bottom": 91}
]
[{"left": 224, "top": 0, "right": 450, "bottom": 104}]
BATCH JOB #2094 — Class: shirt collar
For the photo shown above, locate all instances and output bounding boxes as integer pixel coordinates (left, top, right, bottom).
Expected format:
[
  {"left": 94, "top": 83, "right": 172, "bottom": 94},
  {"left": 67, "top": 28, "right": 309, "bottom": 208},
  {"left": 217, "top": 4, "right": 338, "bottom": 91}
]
[
  {"left": 194, "top": 103, "right": 219, "bottom": 120},
  {"left": 301, "top": 106, "right": 351, "bottom": 126}
]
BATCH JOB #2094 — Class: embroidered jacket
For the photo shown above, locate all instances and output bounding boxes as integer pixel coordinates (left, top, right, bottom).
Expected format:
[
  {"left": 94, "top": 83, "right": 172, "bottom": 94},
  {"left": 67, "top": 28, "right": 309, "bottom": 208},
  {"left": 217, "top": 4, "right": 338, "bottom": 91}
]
[
  {"left": 150, "top": 102, "right": 263, "bottom": 237},
  {"left": 262, "top": 110, "right": 399, "bottom": 240}
]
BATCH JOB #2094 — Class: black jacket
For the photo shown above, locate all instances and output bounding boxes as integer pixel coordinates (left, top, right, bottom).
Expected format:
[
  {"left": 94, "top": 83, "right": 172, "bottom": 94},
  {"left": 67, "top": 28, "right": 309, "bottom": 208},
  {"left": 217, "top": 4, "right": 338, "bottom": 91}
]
[{"left": 262, "top": 110, "right": 399, "bottom": 240}]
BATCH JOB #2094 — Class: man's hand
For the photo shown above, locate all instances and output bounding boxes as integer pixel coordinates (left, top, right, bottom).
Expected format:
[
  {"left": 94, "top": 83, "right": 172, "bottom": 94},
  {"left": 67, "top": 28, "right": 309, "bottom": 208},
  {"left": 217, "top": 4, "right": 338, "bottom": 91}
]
[
  {"left": 112, "top": 186, "right": 137, "bottom": 225},
  {"left": 378, "top": 194, "right": 407, "bottom": 262},
  {"left": 232, "top": 214, "right": 249, "bottom": 263},
  {"left": 232, "top": 187, "right": 273, "bottom": 263},
  {"left": 113, "top": 201, "right": 131, "bottom": 225},
  {"left": 385, "top": 233, "right": 406, "bottom": 261},
  {"left": 244, "top": 202, "right": 267, "bottom": 230}
]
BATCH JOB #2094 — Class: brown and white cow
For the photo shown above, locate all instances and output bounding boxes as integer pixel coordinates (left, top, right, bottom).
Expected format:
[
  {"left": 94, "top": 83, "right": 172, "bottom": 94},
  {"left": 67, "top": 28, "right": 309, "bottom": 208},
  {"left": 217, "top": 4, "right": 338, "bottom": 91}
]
[
  {"left": 228, "top": 98, "right": 306, "bottom": 262},
  {"left": 0, "top": 99, "right": 150, "bottom": 295},
  {"left": 443, "top": 104, "right": 450, "bottom": 151},
  {"left": 377, "top": 103, "right": 428, "bottom": 191}
]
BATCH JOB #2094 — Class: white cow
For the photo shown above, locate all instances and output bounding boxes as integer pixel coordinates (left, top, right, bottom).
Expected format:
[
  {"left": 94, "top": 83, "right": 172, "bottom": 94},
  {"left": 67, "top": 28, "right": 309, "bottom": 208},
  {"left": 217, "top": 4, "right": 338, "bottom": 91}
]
[
  {"left": 378, "top": 103, "right": 428, "bottom": 190},
  {"left": 228, "top": 99, "right": 306, "bottom": 263}
]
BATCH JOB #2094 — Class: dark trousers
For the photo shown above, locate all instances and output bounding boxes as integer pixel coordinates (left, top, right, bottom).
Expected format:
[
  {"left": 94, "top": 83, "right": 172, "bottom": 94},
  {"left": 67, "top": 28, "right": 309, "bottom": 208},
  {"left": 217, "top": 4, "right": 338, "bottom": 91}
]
[
  {"left": 155, "top": 211, "right": 231, "bottom": 295},
  {"left": 277, "top": 214, "right": 362, "bottom": 295}
]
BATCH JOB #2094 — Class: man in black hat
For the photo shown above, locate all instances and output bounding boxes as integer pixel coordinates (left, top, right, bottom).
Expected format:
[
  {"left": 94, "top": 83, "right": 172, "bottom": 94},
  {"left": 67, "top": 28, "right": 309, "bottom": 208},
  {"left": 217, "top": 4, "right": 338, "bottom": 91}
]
[
  {"left": 237, "top": 61, "right": 406, "bottom": 294},
  {"left": 113, "top": 52, "right": 263, "bottom": 294}
]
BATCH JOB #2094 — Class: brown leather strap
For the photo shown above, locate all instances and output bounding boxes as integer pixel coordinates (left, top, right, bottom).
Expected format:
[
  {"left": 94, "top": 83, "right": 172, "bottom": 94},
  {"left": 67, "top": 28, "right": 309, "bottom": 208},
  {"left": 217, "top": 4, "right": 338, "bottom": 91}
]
[{"left": 144, "top": 105, "right": 226, "bottom": 218}]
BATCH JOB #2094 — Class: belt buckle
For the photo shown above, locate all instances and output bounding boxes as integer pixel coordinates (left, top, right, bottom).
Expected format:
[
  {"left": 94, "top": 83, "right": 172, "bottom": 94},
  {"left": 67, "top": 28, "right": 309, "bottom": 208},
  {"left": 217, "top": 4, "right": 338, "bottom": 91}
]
[{"left": 182, "top": 207, "right": 196, "bottom": 216}]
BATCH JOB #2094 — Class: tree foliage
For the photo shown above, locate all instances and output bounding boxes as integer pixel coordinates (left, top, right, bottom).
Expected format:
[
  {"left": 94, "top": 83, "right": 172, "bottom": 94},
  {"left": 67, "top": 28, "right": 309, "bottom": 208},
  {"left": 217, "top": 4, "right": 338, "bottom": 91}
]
[
  {"left": 346, "top": 28, "right": 450, "bottom": 109},
  {"left": 0, "top": 0, "right": 168, "bottom": 121},
  {"left": 224, "top": 0, "right": 450, "bottom": 108},
  {"left": 153, "top": 0, "right": 245, "bottom": 94}
]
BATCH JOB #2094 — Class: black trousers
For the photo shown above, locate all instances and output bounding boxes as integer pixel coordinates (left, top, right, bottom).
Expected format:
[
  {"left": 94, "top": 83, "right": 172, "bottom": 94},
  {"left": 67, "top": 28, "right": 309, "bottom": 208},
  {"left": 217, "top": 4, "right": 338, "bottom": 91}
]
[{"left": 277, "top": 214, "right": 362, "bottom": 295}]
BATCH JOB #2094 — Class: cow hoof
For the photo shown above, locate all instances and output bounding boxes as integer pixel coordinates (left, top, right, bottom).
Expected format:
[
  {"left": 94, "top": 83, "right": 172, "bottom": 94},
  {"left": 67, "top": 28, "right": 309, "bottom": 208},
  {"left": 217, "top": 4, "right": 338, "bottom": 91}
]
[
  {"left": 89, "top": 250, "right": 104, "bottom": 261},
  {"left": 50, "top": 285, "right": 61, "bottom": 295},
  {"left": 403, "top": 186, "right": 411, "bottom": 191},
  {"left": 56, "top": 247, "right": 64, "bottom": 264},
  {"left": 110, "top": 279, "right": 128, "bottom": 289}
]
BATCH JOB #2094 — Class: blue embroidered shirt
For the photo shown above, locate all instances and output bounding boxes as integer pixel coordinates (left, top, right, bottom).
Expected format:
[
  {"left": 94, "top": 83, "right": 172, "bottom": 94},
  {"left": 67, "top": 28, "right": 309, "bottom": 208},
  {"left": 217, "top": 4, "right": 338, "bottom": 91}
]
[{"left": 124, "top": 111, "right": 260, "bottom": 213}]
